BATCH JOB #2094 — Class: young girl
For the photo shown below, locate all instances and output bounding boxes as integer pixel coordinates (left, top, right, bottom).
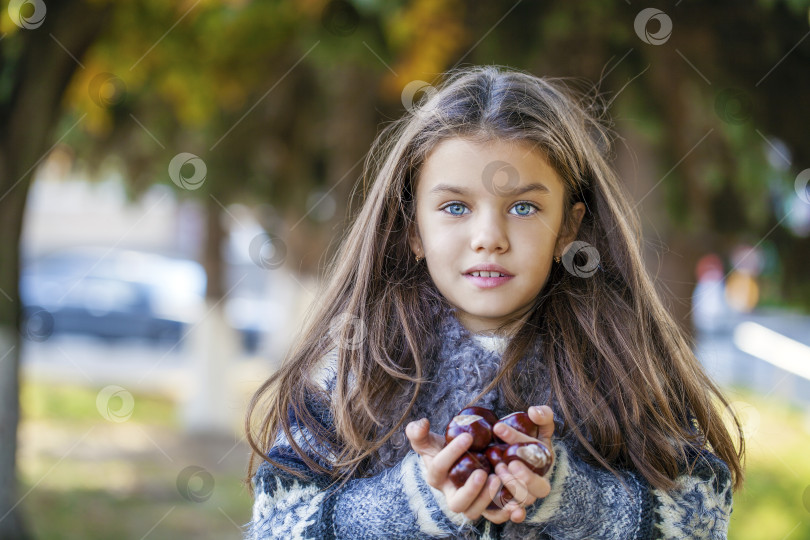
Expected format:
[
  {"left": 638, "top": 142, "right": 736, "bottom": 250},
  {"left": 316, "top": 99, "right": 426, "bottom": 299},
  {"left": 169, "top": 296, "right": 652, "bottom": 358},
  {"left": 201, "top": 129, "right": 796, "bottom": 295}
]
[{"left": 244, "top": 65, "right": 745, "bottom": 539}]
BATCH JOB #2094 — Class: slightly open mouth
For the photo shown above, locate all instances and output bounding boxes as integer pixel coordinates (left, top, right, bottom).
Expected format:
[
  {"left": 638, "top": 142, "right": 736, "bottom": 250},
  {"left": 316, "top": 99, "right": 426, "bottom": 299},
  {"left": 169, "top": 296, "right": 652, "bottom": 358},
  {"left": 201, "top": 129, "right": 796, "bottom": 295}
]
[{"left": 464, "top": 272, "right": 513, "bottom": 278}]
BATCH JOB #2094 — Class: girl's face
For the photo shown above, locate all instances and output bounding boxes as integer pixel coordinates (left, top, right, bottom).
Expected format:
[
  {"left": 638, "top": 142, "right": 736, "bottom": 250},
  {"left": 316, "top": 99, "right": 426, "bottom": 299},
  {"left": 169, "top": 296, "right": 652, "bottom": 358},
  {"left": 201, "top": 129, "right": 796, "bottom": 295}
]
[{"left": 409, "top": 137, "right": 585, "bottom": 335}]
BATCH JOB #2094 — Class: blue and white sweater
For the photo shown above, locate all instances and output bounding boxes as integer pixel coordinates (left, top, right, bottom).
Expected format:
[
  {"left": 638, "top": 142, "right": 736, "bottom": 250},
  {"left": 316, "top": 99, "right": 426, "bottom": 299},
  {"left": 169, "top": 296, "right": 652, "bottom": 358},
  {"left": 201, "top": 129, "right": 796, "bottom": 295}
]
[{"left": 246, "top": 306, "right": 734, "bottom": 539}]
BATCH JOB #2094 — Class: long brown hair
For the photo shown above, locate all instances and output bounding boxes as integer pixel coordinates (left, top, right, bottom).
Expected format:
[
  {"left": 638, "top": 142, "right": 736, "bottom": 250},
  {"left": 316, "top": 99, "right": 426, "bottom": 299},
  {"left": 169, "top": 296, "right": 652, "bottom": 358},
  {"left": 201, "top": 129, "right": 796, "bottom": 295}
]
[{"left": 244, "top": 65, "right": 745, "bottom": 497}]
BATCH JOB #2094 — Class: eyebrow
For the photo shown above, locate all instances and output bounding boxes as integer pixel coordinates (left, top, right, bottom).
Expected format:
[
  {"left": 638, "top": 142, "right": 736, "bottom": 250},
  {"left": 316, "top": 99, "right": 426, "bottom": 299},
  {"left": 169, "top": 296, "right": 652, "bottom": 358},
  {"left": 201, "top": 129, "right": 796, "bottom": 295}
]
[{"left": 429, "top": 182, "right": 551, "bottom": 196}]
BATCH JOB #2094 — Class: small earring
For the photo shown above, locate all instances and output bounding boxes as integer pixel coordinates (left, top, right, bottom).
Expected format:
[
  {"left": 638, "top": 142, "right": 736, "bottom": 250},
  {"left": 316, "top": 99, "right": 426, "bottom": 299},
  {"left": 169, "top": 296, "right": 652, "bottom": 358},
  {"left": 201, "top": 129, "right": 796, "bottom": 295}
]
[
  {"left": 554, "top": 255, "right": 561, "bottom": 263},
  {"left": 415, "top": 254, "right": 423, "bottom": 262}
]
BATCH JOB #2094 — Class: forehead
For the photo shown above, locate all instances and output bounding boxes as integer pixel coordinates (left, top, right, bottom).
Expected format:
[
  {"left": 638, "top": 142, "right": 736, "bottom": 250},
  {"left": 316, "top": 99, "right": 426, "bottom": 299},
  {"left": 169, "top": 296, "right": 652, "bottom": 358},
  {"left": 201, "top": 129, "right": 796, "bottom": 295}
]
[{"left": 416, "top": 137, "right": 564, "bottom": 196}]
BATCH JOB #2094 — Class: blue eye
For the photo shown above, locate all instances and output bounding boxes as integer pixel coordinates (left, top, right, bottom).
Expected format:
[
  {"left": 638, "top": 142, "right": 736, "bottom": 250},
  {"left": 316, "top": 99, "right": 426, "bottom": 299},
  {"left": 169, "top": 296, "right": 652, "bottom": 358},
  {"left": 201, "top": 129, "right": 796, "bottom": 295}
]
[
  {"left": 440, "top": 201, "right": 539, "bottom": 216},
  {"left": 511, "top": 202, "right": 538, "bottom": 216},
  {"left": 444, "top": 203, "right": 467, "bottom": 216}
]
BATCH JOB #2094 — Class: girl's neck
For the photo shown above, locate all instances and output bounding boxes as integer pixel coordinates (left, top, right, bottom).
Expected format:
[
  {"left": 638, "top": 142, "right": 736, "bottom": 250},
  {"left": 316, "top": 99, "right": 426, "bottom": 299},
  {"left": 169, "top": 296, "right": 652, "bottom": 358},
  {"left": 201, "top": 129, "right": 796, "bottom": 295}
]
[{"left": 457, "top": 309, "right": 532, "bottom": 339}]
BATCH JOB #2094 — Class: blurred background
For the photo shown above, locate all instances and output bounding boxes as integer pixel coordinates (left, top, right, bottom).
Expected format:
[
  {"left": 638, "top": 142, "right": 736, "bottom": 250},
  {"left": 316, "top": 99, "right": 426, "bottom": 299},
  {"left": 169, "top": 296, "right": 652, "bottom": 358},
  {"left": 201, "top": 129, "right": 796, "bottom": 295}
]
[{"left": 0, "top": 0, "right": 809, "bottom": 538}]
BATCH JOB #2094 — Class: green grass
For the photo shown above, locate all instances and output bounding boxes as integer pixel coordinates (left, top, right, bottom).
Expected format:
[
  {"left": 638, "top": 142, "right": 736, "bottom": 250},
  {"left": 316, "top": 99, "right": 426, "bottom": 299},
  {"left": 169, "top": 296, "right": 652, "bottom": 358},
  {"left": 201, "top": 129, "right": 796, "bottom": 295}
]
[
  {"left": 724, "top": 385, "right": 810, "bottom": 540},
  {"left": 17, "top": 381, "right": 252, "bottom": 540},
  {"left": 22, "top": 382, "right": 178, "bottom": 427}
]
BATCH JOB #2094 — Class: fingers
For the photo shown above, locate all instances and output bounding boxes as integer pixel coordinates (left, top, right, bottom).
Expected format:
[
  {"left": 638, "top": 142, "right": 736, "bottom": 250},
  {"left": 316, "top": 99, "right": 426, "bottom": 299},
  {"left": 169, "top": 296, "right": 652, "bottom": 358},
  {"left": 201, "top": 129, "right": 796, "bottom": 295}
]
[
  {"left": 495, "top": 460, "right": 550, "bottom": 503},
  {"left": 528, "top": 406, "right": 555, "bottom": 442},
  {"left": 505, "top": 501, "right": 527, "bottom": 523},
  {"left": 422, "top": 431, "right": 475, "bottom": 487},
  {"left": 464, "top": 474, "right": 517, "bottom": 524},
  {"left": 406, "top": 419, "right": 444, "bottom": 457},
  {"left": 446, "top": 470, "right": 499, "bottom": 517},
  {"left": 492, "top": 421, "right": 537, "bottom": 445},
  {"left": 480, "top": 490, "right": 524, "bottom": 524}
]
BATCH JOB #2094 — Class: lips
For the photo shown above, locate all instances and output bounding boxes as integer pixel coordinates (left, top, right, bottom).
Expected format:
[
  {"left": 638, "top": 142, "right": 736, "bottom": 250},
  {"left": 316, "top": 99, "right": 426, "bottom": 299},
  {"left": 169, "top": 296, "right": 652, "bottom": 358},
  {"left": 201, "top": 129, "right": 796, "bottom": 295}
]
[
  {"left": 466, "top": 270, "right": 510, "bottom": 278},
  {"left": 463, "top": 273, "right": 514, "bottom": 289},
  {"left": 462, "top": 263, "right": 513, "bottom": 277}
]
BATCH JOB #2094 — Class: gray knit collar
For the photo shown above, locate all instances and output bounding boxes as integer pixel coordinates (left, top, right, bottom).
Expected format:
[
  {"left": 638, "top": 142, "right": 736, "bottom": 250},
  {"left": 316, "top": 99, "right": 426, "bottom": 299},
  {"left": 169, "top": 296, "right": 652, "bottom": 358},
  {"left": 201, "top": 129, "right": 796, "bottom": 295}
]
[{"left": 370, "top": 303, "right": 548, "bottom": 474}]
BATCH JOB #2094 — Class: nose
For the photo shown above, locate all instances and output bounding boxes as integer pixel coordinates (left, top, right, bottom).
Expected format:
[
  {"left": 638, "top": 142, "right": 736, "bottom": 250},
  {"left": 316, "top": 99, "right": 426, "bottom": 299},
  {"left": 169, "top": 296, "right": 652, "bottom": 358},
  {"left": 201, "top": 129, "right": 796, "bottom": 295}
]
[{"left": 469, "top": 208, "right": 508, "bottom": 254}]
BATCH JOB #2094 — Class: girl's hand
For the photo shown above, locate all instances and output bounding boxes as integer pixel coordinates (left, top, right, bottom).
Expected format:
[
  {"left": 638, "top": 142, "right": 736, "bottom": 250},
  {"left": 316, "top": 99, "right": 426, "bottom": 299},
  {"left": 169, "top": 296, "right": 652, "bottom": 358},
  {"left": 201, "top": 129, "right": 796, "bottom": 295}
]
[
  {"left": 488, "top": 405, "right": 556, "bottom": 523},
  {"left": 406, "top": 419, "right": 518, "bottom": 524}
]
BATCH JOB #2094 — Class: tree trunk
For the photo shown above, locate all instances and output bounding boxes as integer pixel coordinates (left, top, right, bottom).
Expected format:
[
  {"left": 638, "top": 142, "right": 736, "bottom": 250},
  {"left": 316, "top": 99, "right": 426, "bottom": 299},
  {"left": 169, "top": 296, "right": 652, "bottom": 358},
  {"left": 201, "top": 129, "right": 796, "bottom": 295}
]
[
  {"left": 0, "top": 2, "right": 112, "bottom": 535},
  {"left": 0, "top": 167, "right": 30, "bottom": 539},
  {"left": 180, "top": 192, "right": 239, "bottom": 434},
  {"left": 640, "top": 45, "right": 713, "bottom": 340}
]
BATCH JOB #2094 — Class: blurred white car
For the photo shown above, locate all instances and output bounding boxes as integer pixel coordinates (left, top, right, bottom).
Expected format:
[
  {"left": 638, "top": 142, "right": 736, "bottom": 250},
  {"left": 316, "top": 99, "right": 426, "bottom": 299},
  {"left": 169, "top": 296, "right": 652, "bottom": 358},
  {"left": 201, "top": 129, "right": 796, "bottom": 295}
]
[{"left": 20, "top": 248, "right": 205, "bottom": 344}]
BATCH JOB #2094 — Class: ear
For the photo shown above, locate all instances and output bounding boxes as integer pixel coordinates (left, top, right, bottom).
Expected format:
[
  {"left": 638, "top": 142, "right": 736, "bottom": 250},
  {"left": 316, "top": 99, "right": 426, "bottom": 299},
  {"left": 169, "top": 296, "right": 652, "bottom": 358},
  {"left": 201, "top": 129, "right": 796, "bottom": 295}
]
[
  {"left": 555, "top": 202, "right": 586, "bottom": 259},
  {"left": 408, "top": 221, "right": 424, "bottom": 259}
]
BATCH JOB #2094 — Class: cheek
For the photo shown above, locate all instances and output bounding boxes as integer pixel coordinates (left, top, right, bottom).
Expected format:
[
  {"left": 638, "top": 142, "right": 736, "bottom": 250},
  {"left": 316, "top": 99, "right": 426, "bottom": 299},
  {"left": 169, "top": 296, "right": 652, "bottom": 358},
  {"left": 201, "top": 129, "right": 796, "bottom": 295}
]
[{"left": 419, "top": 219, "right": 456, "bottom": 250}]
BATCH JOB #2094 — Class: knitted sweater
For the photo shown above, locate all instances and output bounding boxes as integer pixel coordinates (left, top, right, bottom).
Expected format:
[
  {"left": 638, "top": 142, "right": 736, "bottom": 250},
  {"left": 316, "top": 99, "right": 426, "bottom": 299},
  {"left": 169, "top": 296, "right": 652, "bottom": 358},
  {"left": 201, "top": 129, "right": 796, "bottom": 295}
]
[{"left": 246, "top": 305, "right": 733, "bottom": 539}]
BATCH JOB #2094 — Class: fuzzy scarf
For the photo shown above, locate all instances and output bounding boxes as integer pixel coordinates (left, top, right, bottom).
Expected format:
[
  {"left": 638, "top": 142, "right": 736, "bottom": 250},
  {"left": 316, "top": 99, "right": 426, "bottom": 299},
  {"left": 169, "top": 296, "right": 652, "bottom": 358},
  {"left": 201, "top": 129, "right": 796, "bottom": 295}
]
[{"left": 368, "top": 301, "right": 553, "bottom": 477}]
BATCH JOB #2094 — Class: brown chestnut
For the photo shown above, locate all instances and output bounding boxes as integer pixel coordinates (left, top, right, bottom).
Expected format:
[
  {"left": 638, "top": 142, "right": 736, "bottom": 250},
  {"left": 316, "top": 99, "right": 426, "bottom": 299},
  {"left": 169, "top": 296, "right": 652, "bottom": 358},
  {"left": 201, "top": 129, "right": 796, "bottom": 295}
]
[
  {"left": 484, "top": 443, "right": 510, "bottom": 469},
  {"left": 503, "top": 442, "right": 553, "bottom": 476},
  {"left": 448, "top": 451, "right": 491, "bottom": 488},
  {"left": 493, "top": 411, "right": 538, "bottom": 443},
  {"left": 458, "top": 406, "right": 498, "bottom": 429},
  {"left": 445, "top": 414, "right": 492, "bottom": 451}
]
